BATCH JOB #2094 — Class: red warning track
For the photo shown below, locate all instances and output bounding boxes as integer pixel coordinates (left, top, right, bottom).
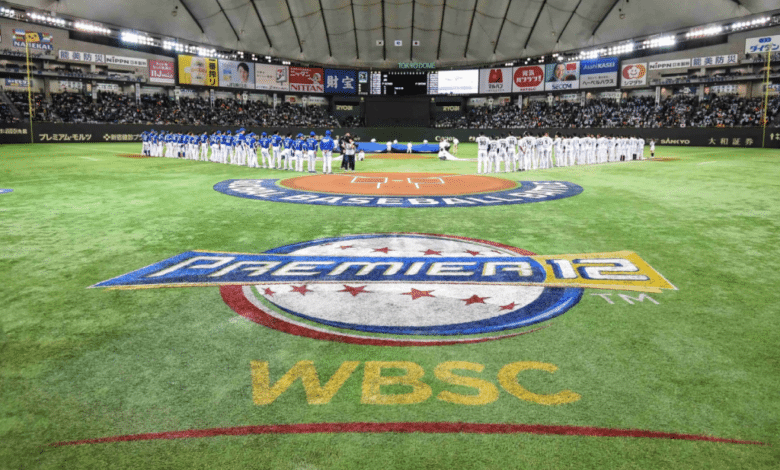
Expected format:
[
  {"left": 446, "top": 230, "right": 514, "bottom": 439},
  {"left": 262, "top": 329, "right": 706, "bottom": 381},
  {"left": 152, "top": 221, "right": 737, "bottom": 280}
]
[
  {"left": 50, "top": 422, "right": 766, "bottom": 446},
  {"left": 280, "top": 172, "right": 516, "bottom": 196}
]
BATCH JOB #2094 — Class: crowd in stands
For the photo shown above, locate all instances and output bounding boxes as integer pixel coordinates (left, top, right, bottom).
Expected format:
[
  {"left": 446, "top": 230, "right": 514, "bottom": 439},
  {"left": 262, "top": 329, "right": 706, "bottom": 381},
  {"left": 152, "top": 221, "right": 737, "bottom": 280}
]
[
  {"left": 0, "top": 92, "right": 343, "bottom": 127},
  {"left": 435, "top": 95, "right": 780, "bottom": 129},
  {"left": 1, "top": 60, "right": 142, "bottom": 81},
  {"left": 1, "top": 91, "right": 779, "bottom": 128}
]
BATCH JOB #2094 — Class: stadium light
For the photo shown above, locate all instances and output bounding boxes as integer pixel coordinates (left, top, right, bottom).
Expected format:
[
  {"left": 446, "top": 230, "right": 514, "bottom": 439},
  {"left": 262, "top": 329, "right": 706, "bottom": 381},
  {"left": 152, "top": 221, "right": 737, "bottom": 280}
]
[
  {"left": 685, "top": 25, "right": 723, "bottom": 39},
  {"left": 0, "top": 7, "right": 16, "bottom": 18},
  {"left": 74, "top": 21, "right": 111, "bottom": 35},
  {"left": 121, "top": 31, "right": 156, "bottom": 46},
  {"left": 27, "top": 12, "right": 67, "bottom": 26},
  {"left": 729, "top": 16, "right": 769, "bottom": 31},
  {"left": 642, "top": 35, "right": 676, "bottom": 49}
]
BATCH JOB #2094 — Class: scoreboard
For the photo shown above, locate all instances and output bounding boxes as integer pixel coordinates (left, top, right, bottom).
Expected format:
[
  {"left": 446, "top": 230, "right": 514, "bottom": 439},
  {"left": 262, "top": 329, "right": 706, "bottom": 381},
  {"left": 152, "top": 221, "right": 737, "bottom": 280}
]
[{"left": 371, "top": 71, "right": 428, "bottom": 95}]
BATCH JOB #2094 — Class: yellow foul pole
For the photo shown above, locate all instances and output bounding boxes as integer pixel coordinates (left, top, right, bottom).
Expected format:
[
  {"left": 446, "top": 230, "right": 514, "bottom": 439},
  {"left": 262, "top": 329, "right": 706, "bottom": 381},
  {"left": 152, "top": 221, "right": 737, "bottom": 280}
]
[
  {"left": 761, "top": 46, "right": 772, "bottom": 148},
  {"left": 24, "top": 37, "right": 34, "bottom": 143}
]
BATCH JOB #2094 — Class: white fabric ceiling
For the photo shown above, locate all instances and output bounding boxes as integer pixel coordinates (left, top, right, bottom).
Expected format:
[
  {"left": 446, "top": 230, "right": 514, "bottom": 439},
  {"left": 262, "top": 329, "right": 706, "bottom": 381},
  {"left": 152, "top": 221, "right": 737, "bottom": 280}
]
[{"left": 9, "top": 0, "right": 780, "bottom": 67}]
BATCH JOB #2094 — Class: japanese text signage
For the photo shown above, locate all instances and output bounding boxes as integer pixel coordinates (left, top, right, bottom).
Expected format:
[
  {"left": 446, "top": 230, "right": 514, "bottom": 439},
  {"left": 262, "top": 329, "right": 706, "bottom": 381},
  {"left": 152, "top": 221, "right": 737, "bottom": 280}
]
[
  {"left": 479, "top": 67, "right": 513, "bottom": 94},
  {"left": 621, "top": 63, "right": 647, "bottom": 87},
  {"left": 512, "top": 66, "right": 545, "bottom": 93},
  {"left": 745, "top": 35, "right": 780, "bottom": 54},
  {"left": 691, "top": 55, "right": 739, "bottom": 67},
  {"left": 545, "top": 62, "right": 580, "bottom": 91},
  {"left": 149, "top": 60, "right": 175, "bottom": 85},
  {"left": 13, "top": 29, "right": 52, "bottom": 50},
  {"left": 324, "top": 69, "right": 357, "bottom": 95},
  {"left": 289, "top": 67, "right": 324, "bottom": 93},
  {"left": 255, "top": 64, "right": 289, "bottom": 91},
  {"left": 648, "top": 59, "right": 691, "bottom": 71},
  {"left": 178, "top": 55, "right": 218, "bottom": 86},
  {"left": 579, "top": 57, "right": 618, "bottom": 89}
]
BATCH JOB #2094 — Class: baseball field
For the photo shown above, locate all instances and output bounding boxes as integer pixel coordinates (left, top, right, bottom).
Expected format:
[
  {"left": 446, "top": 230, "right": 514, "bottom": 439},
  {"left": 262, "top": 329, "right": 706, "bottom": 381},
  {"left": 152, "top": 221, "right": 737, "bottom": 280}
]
[{"left": 1, "top": 142, "right": 778, "bottom": 469}]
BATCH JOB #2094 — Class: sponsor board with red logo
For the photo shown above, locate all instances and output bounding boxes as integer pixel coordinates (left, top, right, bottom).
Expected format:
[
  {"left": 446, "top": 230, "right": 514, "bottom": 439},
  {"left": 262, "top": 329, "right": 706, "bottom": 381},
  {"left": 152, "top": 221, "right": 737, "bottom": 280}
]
[
  {"left": 512, "top": 66, "right": 545, "bottom": 93},
  {"left": 479, "top": 67, "right": 513, "bottom": 94},
  {"left": 290, "top": 67, "right": 324, "bottom": 93},
  {"left": 621, "top": 63, "right": 647, "bottom": 87}
]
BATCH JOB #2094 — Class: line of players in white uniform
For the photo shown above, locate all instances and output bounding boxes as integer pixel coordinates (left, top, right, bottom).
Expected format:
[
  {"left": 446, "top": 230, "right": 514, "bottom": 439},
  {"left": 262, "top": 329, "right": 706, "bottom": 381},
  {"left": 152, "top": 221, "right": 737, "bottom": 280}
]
[
  {"left": 474, "top": 132, "right": 650, "bottom": 174},
  {"left": 140, "top": 128, "right": 338, "bottom": 174}
]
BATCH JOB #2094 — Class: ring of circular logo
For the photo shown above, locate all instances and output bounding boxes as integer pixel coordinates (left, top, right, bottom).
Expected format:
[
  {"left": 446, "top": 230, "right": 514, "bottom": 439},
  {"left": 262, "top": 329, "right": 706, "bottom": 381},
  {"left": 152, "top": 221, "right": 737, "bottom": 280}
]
[
  {"left": 213, "top": 177, "right": 583, "bottom": 208},
  {"left": 220, "top": 233, "right": 583, "bottom": 346}
]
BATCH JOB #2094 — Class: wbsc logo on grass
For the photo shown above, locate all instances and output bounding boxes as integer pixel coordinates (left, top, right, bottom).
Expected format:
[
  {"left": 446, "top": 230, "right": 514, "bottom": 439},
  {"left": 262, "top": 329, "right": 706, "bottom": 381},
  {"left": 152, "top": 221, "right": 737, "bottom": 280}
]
[{"left": 93, "top": 233, "right": 676, "bottom": 346}]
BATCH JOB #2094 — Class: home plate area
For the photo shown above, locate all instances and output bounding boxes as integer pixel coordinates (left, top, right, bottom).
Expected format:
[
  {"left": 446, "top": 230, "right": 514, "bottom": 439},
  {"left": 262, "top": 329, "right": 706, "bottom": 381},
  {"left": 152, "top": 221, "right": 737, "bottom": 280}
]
[{"left": 280, "top": 172, "right": 516, "bottom": 196}]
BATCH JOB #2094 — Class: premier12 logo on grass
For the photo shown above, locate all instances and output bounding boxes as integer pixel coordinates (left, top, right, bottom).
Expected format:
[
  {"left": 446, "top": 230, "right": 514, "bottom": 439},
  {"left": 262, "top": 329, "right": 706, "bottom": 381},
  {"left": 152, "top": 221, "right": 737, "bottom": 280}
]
[{"left": 92, "top": 233, "right": 676, "bottom": 346}]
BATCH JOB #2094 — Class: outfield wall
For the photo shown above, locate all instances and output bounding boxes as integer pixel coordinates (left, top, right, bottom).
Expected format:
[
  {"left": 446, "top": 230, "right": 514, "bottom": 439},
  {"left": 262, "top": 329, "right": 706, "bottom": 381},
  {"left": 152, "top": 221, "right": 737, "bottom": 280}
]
[{"left": 0, "top": 122, "right": 778, "bottom": 148}]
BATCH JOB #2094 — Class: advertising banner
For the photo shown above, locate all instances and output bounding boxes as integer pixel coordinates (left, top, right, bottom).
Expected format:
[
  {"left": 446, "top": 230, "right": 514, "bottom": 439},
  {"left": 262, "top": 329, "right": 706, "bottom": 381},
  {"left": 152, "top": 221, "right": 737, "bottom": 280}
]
[
  {"left": 289, "top": 67, "right": 324, "bottom": 93},
  {"left": 512, "top": 66, "right": 545, "bottom": 93},
  {"left": 13, "top": 29, "right": 52, "bottom": 50},
  {"left": 3, "top": 78, "right": 28, "bottom": 87},
  {"left": 149, "top": 60, "right": 175, "bottom": 84},
  {"left": 745, "top": 35, "right": 780, "bottom": 54},
  {"left": 324, "top": 69, "right": 357, "bottom": 95},
  {"left": 648, "top": 59, "right": 691, "bottom": 71},
  {"left": 218, "top": 59, "right": 255, "bottom": 89},
  {"left": 178, "top": 55, "right": 218, "bottom": 86},
  {"left": 691, "top": 54, "right": 739, "bottom": 67},
  {"left": 58, "top": 50, "right": 106, "bottom": 64},
  {"left": 579, "top": 57, "right": 618, "bottom": 89},
  {"left": 621, "top": 63, "right": 647, "bottom": 87},
  {"left": 479, "top": 67, "right": 513, "bottom": 94},
  {"left": 545, "top": 62, "right": 580, "bottom": 91},
  {"left": 105, "top": 55, "right": 147, "bottom": 68},
  {"left": 255, "top": 64, "right": 289, "bottom": 91}
]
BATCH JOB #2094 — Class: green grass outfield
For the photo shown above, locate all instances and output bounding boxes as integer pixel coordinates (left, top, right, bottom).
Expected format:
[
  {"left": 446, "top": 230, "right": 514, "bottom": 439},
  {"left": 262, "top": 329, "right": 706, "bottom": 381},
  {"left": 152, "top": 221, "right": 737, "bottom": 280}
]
[{"left": 1, "top": 142, "right": 779, "bottom": 469}]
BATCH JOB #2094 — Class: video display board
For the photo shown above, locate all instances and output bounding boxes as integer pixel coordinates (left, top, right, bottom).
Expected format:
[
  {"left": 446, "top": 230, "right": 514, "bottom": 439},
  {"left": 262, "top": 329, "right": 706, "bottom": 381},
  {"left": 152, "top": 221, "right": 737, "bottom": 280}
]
[
  {"left": 372, "top": 71, "right": 428, "bottom": 95},
  {"left": 428, "top": 70, "right": 478, "bottom": 95}
]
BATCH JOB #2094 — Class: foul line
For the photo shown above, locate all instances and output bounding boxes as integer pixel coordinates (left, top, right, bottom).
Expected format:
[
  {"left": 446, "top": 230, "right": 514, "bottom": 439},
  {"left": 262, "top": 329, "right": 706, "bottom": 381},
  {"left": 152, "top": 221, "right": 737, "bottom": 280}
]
[{"left": 49, "top": 422, "right": 767, "bottom": 447}]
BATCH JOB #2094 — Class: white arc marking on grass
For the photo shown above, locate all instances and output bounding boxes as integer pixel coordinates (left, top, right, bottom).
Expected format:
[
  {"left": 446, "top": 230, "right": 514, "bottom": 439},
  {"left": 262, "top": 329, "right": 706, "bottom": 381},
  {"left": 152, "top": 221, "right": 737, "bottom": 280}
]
[
  {"left": 698, "top": 161, "right": 717, "bottom": 165},
  {"left": 79, "top": 157, "right": 100, "bottom": 161}
]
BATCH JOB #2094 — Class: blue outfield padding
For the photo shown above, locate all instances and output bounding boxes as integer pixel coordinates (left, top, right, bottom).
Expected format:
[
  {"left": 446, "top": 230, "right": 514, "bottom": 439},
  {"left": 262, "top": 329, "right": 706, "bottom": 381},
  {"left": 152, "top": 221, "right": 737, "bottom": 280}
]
[{"left": 354, "top": 142, "right": 440, "bottom": 153}]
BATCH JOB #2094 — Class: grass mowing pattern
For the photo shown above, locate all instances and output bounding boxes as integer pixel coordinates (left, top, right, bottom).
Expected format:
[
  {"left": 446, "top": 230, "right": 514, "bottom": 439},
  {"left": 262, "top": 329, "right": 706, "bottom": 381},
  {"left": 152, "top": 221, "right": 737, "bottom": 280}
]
[{"left": 1, "top": 143, "right": 779, "bottom": 469}]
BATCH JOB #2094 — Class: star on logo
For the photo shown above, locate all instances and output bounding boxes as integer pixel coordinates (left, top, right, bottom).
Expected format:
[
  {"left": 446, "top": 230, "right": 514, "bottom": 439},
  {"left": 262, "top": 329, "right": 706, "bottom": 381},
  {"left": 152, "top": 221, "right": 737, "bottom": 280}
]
[
  {"left": 422, "top": 249, "right": 442, "bottom": 256},
  {"left": 372, "top": 247, "right": 392, "bottom": 254},
  {"left": 461, "top": 294, "right": 489, "bottom": 305},
  {"left": 338, "top": 245, "right": 353, "bottom": 250},
  {"left": 401, "top": 288, "right": 435, "bottom": 300},
  {"left": 263, "top": 288, "right": 276, "bottom": 297},
  {"left": 339, "top": 285, "right": 371, "bottom": 297},
  {"left": 465, "top": 250, "right": 482, "bottom": 257},
  {"left": 290, "top": 285, "right": 313, "bottom": 296},
  {"left": 499, "top": 302, "right": 518, "bottom": 311}
]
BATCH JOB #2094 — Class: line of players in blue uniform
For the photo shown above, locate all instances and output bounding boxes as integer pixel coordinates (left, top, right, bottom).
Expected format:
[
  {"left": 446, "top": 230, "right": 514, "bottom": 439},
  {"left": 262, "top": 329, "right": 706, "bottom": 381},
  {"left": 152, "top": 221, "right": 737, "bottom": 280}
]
[{"left": 140, "top": 129, "right": 338, "bottom": 174}]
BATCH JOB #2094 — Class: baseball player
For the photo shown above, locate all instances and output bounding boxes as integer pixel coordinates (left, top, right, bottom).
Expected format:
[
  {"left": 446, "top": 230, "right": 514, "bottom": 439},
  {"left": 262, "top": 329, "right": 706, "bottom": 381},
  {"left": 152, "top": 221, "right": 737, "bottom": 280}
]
[
  {"left": 553, "top": 133, "right": 563, "bottom": 167},
  {"left": 259, "top": 132, "right": 272, "bottom": 169},
  {"left": 476, "top": 132, "right": 489, "bottom": 174},
  {"left": 320, "top": 130, "right": 335, "bottom": 174},
  {"left": 271, "top": 130, "right": 283, "bottom": 168},
  {"left": 306, "top": 132, "right": 318, "bottom": 173},
  {"left": 649, "top": 139, "right": 655, "bottom": 158},
  {"left": 293, "top": 133, "right": 305, "bottom": 172},
  {"left": 487, "top": 135, "right": 499, "bottom": 173},
  {"left": 497, "top": 134, "right": 509, "bottom": 172},
  {"left": 506, "top": 132, "right": 518, "bottom": 171},
  {"left": 246, "top": 133, "right": 259, "bottom": 168},
  {"left": 282, "top": 133, "right": 294, "bottom": 170}
]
